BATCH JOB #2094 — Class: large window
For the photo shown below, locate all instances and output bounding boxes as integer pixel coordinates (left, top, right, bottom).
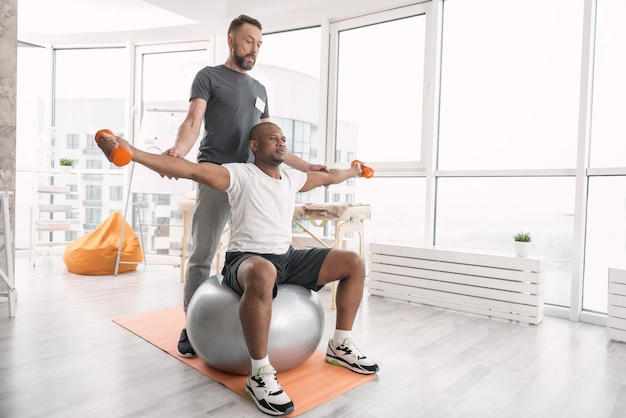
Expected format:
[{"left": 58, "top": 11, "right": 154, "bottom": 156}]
[
  {"left": 17, "top": 47, "right": 129, "bottom": 252},
  {"left": 436, "top": 0, "right": 585, "bottom": 308},
  {"left": 132, "top": 42, "right": 212, "bottom": 257},
  {"left": 584, "top": 0, "right": 626, "bottom": 313},
  {"left": 330, "top": 6, "right": 429, "bottom": 168},
  {"left": 589, "top": 0, "right": 626, "bottom": 168},
  {"left": 334, "top": 15, "right": 425, "bottom": 164},
  {"left": 327, "top": 4, "right": 433, "bottom": 250},
  {"left": 54, "top": 48, "right": 128, "bottom": 159},
  {"left": 54, "top": 47, "right": 129, "bottom": 227},
  {"left": 436, "top": 177, "right": 575, "bottom": 307},
  {"left": 439, "top": 0, "right": 583, "bottom": 170}
]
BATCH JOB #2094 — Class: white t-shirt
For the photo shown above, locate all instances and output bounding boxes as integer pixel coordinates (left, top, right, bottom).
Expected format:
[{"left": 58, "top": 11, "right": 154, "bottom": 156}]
[{"left": 224, "top": 163, "right": 307, "bottom": 254}]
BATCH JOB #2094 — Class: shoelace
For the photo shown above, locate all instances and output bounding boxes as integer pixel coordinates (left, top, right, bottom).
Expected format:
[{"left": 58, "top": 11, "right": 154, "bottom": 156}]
[
  {"left": 253, "top": 367, "right": 284, "bottom": 394},
  {"left": 338, "top": 339, "right": 366, "bottom": 359}
]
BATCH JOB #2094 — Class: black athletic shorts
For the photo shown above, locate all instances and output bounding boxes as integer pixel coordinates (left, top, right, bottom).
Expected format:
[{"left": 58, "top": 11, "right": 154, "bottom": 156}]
[{"left": 221, "top": 246, "right": 331, "bottom": 297}]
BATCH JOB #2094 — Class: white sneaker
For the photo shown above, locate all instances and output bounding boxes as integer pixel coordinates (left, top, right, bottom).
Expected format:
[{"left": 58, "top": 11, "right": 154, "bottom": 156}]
[
  {"left": 245, "top": 365, "right": 294, "bottom": 416},
  {"left": 325, "top": 337, "right": 380, "bottom": 375}
]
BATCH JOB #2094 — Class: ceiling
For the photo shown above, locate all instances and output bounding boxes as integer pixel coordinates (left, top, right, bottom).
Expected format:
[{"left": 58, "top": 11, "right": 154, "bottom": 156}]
[
  {"left": 17, "top": 0, "right": 226, "bottom": 45},
  {"left": 16, "top": 0, "right": 342, "bottom": 46}
]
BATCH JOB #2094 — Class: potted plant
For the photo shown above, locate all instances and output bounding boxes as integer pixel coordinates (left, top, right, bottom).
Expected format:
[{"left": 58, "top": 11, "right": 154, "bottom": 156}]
[
  {"left": 59, "top": 158, "right": 73, "bottom": 173},
  {"left": 513, "top": 231, "right": 532, "bottom": 257}
]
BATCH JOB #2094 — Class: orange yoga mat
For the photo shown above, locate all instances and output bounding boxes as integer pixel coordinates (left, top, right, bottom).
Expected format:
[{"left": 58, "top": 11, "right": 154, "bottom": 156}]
[{"left": 113, "top": 306, "right": 376, "bottom": 416}]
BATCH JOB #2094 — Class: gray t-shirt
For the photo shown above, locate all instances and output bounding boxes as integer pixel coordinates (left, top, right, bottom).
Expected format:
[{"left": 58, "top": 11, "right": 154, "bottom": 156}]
[{"left": 190, "top": 64, "right": 270, "bottom": 164}]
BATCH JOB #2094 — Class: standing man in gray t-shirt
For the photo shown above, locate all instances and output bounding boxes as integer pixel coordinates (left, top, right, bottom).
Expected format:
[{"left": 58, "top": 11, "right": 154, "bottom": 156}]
[{"left": 163, "top": 14, "right": 327, "bottom": 357}]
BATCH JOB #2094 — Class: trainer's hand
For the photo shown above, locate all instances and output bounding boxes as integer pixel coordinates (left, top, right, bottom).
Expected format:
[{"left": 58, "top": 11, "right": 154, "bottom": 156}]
[
  {"left": 162, "top": 146, "right": 185, "bottom": 158},
  {"left": 307, "top": 163, "right": 330, "bottom": 188},
  {"left": 159, "top": 147, "right": 183, "bottom": 180},
  {"left": 308, "top": 163, "right": 329, "bottom": 173}
]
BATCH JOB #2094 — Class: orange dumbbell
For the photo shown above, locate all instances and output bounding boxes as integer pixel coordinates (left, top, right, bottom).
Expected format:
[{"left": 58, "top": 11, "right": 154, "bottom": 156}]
[
  {"left": 94, "top": 129, "right": 132, "bottom": 167},
  {"left": 351, "top": 160, "right": 374, "bottom": 178}
]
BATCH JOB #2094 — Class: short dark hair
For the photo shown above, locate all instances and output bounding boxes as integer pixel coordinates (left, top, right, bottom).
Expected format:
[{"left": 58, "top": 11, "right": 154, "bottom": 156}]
[
  {"left": 250, "top": 122, "right": 278, "bottom": 141},
  {"left": 228, "top": 15, "right": 262, "bottom": 35}
]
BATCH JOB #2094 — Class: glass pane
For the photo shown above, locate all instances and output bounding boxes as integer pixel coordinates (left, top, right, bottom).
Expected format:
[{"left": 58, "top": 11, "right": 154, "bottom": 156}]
[
  {"left": 254, "top": 27, "right": 321, "bottom": 78},
  {"left": 335, "top": 15, "right": 425, "bottom": 163},
  {"left": 135, "top": 48, "right": 208, "bottom": 257},
  {"left": 52, "top": 48, "right": 128, "bottom": 241},
  {"left": 584, "top": 177, "right": 626, "bottom": 313},
  {"left": 139, "top": 48, "right": 207, "bottom": 155},
  {"left": 589, "top": 0, "right": 626, "bottom": 167},
  {"left": 438, "top": 0, "right": 584, "bottom": 170},
  {"left": 355, "top": 177, "right": 426, "bottom": 249},
  {"left": 436, "top": 177, "right": 575, "bottom": 307},
  {"left": 142, "top": 50, "right": 208, "bottom": 111}
]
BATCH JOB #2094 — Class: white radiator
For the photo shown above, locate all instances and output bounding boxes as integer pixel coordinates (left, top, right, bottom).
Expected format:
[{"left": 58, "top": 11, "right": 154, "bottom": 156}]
[
  {"left": 608, "top": 267, "right": 626, "bottom": 342},
  {"left": 368, "top": 243, "right": 545, "bottom": 325}
]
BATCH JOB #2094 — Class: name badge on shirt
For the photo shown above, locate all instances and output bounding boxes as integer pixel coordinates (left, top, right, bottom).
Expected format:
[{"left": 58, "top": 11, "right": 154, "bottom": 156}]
[{"left": 255, "top": 97, "right": 266, "bottom": 113}]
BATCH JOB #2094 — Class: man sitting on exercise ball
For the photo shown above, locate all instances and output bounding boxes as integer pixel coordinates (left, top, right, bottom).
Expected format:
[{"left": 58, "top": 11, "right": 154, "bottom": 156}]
[{"left": 96, "top": 122, "right": 379, "bottom": 416}]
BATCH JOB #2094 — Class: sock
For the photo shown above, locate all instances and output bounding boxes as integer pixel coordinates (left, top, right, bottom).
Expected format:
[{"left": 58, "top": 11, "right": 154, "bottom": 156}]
[
  {"left": 333, "top": 329, "right": 351, "bottom": 346},
  {"left": 250, "top": 355, "right": 271, "bottom": 375}
]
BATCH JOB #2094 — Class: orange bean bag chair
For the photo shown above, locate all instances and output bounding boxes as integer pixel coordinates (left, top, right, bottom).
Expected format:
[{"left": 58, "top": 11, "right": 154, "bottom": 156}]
[{"left": 63, "top": 211, "right": 144, "bottom": 275}]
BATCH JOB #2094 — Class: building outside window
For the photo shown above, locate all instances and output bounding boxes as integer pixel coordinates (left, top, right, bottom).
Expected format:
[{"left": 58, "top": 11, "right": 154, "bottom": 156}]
[{"left": 66, "top": 133, "right": 79, "bottom": 149}]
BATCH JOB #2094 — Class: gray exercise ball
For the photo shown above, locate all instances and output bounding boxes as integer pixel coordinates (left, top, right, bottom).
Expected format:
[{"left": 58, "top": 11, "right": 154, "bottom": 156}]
[{"left": 186, "top": 275, "right": 325, "bottom": 375}]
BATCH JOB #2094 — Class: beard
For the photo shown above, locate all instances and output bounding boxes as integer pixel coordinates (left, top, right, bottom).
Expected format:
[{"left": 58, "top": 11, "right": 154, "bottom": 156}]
[{"left": 232, "top": 44, "right": 256, "bottom": 71}]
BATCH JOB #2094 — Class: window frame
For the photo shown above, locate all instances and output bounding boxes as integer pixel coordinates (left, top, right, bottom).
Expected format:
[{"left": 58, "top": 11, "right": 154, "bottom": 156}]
[{"left": 326, "top": 3, "right": 437, "bottom": 176}]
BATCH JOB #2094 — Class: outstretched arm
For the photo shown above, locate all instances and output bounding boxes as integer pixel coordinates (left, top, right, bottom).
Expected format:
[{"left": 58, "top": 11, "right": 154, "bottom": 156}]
[
  {"left": 97, "top": 132, "right": 230, "bottom": 191},
  {"left": 300, "top": 163, "right": 365, "bottom": 192}
]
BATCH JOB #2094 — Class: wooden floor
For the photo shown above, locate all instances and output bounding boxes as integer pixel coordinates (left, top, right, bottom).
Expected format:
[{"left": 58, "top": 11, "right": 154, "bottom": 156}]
[{"left": 2, "top": 255, "right": 626, "bottom": 418}]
